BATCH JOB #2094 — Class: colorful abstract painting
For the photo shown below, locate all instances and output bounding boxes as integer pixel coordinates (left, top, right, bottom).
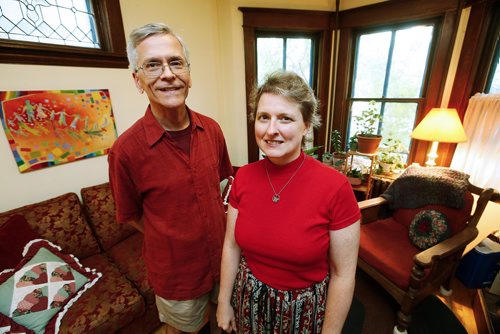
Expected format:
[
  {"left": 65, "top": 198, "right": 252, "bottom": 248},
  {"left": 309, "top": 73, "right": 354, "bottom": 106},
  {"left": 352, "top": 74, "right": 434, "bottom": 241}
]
[{"left": 0, "top": 89, "right": 117, "bottom": 173}]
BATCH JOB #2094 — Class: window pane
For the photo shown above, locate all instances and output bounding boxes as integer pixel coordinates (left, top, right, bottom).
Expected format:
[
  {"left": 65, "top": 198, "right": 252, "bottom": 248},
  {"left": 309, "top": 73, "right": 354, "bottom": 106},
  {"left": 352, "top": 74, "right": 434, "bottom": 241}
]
[
  {"left": 256, "top": 36, "right": 316, "bottom": 157},
  {"left": 353, "top": 32, "right": 391, "bottom": 98},
  {"left": 0, "top": 0, "right": 99, "bottom": 48},
  {"left": 487, "top": 53, "right": 500, "bottom": 93},
  {"left": 347, "top": 100, "right": 383, "bottom": 138},
  {"left": 387, "top": 26, "right": 433, "bottom": 98},
  {"left": 380, "top": 102, "right": 418, "bottom": 154},
  {"left": 286, "top": 38, "right": 312, "bottom": 84},
  {"left": 257, "top": 37, "right": 283, "bottom": 84}
]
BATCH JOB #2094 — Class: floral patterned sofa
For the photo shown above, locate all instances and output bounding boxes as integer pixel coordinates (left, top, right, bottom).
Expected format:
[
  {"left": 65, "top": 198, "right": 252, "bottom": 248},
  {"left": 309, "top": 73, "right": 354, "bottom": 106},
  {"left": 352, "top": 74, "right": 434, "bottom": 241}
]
[{"left": 0, "top": 182, "right": 160, "bottom": 333}]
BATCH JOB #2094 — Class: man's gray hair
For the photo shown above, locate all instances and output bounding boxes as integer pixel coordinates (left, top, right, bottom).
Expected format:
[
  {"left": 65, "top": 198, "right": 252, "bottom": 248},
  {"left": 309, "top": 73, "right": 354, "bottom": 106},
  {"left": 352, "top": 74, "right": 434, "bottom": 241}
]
[{"left": 126, "top": 22, "right": 190, "bottom": 70}]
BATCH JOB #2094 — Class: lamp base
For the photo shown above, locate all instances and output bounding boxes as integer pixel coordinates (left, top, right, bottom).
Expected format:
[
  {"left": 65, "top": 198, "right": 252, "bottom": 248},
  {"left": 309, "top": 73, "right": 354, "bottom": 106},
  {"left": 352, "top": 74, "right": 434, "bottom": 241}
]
[{"left": 425, "top": 141, "right": 439, "bottom": 167}]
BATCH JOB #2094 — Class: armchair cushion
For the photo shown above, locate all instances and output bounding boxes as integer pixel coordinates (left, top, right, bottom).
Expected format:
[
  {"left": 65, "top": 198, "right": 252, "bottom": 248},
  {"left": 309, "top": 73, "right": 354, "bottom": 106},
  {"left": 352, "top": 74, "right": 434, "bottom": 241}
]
[
  {"left": 409, "top": 210, "right": 450, "bottom": 250},
  {"left": 359, "top": 218, "right": 420, "bottom": 289}
]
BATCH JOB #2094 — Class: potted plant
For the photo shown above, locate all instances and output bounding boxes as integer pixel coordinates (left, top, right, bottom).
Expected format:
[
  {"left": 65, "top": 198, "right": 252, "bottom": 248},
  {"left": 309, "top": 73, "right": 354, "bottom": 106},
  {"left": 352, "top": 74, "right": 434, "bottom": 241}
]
[
  {"left": 377, "top": 138, "right": 407, "bottom": 174},
  {"left": 354, "top": 101, "right": 382, "bottom": 154},
  {"left": 322, "top": 151, "right": 333, "bottom": 166},
  {"left": 303, "top": 145, "right": 323, "bottom": 160},
  {"left": 331, "top": 129, "right": 347, "bottom": 171},
  {"left": 348, "top": 135, "right": 358, "bottom": 151},
  {"left": 346, "top": 168, "right": 363, "bottom": 185}
]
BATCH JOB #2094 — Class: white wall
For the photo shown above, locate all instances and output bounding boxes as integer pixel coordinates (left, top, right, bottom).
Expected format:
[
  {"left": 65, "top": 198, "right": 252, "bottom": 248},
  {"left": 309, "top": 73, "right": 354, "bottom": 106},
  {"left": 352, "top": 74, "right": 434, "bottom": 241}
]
[{"left": 0, "top": 65, "right": 138, "bottom": 211}]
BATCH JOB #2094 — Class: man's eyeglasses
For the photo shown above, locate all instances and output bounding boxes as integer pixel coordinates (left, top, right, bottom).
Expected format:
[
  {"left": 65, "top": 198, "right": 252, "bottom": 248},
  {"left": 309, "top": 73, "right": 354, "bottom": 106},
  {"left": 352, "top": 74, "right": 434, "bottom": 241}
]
[{"left": 136, "top": 60, "right": 190, "bottom": 78}]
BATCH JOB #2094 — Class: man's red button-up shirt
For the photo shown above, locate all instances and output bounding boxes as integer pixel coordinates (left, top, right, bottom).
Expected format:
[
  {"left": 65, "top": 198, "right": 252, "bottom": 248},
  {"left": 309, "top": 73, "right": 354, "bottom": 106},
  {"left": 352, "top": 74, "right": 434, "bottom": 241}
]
[{"left": 108, "top": 106, "right": 233, "bottom": 300}]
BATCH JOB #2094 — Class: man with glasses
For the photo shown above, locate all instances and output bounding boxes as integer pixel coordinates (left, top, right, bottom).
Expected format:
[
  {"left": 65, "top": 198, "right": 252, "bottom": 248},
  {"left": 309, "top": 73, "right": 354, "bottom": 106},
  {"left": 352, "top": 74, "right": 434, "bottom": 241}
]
[{"left": 108, "top": 23, "right": 232, "bottom": 334}]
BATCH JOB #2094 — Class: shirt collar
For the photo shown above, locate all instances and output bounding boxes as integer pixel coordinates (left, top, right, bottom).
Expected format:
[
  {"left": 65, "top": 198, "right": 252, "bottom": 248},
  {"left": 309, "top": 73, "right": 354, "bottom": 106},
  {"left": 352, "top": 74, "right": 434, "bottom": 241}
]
[{"left": 144, "top": 105, "right": 204, "bottom": 147}]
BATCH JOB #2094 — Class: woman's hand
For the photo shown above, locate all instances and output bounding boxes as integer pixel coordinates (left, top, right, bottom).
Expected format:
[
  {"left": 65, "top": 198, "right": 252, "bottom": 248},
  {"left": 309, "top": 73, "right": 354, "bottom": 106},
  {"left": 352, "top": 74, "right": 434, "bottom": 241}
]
[{"left": 216, "top": 302, "right": 236, "bottom": 333}]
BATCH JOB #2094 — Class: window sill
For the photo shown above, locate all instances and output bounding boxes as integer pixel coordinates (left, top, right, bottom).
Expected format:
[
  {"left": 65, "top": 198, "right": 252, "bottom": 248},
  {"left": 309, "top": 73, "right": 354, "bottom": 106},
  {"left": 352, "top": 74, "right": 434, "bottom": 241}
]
[{"left": 0, "top": 42, "right": 128, "bottom": 68}]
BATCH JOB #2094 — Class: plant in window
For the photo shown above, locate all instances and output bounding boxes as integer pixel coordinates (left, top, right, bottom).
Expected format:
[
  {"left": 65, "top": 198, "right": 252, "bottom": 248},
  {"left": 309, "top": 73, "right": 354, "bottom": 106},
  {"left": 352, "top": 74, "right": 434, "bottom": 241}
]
[
  {"left": 354, "top": 101, "right": 382, "bottom": 137},
  {"left": 303, "top": 146, "right": 323, "bottom": 160},
  {"left": 346, "top": 167, "right": 364, "bottom": 185},
  {"left": 348, "top": 135, "right": 358, "bottom": 151},
  {"left": 354, "top": 101, "right": 382, "bottom": 154},
  {"left": 322, "top": 151, "right": 333, "bottom": 166},
  {"left": 330, "top": 129, "right": 347, "bottom": 171},
  {"left": 331, "top": 130, "right": 346, "bottom": 154},
  {"left": 377, "top": 138, "right": 407, "bottom": 174}
]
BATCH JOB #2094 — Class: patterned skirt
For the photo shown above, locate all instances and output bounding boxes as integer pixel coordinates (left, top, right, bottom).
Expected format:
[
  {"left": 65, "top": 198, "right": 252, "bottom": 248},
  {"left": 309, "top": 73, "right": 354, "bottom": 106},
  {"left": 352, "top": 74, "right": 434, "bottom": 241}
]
[{"left": 232, "top": 257, "right": 329, "bottom": 334}]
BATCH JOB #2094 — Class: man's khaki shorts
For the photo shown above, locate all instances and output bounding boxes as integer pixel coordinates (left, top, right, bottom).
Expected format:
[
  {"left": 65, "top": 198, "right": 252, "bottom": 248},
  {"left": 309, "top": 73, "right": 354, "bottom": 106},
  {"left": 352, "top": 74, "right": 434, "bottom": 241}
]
[{"left": 155, "top": 285, "right": 218, "bottom": 332}]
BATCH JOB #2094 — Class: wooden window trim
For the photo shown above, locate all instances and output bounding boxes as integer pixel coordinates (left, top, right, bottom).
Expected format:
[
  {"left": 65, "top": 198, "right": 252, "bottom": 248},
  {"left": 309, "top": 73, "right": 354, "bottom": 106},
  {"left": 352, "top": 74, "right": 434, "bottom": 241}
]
[
  {"left": 240, "top": 7, "right": 333, "bottom": 163},
  {"left": 0, "top": 0, "right": 128, "bottom": 68}
]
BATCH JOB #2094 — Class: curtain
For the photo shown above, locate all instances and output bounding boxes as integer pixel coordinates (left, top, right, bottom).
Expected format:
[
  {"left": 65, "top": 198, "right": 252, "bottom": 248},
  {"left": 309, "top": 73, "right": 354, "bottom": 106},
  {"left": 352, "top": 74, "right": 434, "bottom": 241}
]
[{"left": 450, "top": 93, "right": 500, "bottom": 190}]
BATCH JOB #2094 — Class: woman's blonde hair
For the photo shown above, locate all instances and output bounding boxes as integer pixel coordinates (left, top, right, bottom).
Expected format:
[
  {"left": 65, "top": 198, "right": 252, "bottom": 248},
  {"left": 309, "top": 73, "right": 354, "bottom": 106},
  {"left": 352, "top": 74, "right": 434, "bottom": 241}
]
[{"left": 249, "top": 70, "right": 321, "bottom": 128}]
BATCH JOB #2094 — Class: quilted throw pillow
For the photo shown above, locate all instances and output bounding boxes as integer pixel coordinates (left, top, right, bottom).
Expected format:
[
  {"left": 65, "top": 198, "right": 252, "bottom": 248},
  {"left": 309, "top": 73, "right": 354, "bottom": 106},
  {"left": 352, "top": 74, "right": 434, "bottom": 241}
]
[
  {"left": 0, "top": 239, "right": 101, "bottom": 334},
  {"left": 409, "top": 210, "right": 450, "bottom": 250}
]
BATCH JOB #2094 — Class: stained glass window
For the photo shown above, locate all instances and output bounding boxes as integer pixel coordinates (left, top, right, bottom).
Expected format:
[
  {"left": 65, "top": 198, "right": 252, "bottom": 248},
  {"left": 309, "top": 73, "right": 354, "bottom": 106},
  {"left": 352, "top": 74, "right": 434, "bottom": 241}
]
[{"left": 0, "top": 0, "right": 99, "bottom": 48}]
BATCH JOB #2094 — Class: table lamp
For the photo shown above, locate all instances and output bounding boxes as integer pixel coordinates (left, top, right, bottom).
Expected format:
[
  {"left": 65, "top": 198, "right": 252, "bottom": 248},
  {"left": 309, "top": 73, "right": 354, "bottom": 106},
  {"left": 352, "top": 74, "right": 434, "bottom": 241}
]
[{"left": 411, "top": 108, "right": 467, "bottom": 167}]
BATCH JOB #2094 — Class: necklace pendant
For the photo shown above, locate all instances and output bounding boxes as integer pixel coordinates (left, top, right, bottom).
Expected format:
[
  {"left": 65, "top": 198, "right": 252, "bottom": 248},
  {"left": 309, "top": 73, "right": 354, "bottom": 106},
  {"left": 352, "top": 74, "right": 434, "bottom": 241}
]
[{"left": 272, "top": 194, "right": 280, "bottom": 203}]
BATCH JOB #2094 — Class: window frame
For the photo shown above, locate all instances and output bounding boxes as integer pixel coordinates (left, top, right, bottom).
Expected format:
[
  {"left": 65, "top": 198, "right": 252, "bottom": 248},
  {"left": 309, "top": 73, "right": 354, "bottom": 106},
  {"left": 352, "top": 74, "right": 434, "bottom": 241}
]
[
  {"left": 240, "top": 7, "right": 332, "bottom": 163},
  {"left": 332, "top": 0, "right": 461, "bottom": 166},
  {"left": 0, "top": 0, "right": 128, "bottom": 68},
  {"left": 255, "top": 31, "right": 319, "bottom": 88},
  {"left": 472, "top": 0, "right": 500, "bottom": 94},
  {"left": 345, "top": 18, "right": 441, "bottom": 157}
]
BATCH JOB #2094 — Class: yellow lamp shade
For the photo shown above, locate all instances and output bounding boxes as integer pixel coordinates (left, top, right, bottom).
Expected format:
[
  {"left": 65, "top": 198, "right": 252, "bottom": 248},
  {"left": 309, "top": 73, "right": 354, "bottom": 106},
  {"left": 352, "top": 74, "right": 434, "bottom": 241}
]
[{"left": 411, "top": 108, "right": 467, "bottom": 143}]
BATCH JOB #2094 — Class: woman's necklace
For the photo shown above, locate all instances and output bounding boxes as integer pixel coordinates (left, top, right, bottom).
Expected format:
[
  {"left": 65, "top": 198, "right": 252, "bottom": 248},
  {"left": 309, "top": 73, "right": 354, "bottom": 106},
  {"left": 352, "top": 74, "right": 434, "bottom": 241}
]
[{"left": 264, "top": 155, "right": 306, "bottom": 203}]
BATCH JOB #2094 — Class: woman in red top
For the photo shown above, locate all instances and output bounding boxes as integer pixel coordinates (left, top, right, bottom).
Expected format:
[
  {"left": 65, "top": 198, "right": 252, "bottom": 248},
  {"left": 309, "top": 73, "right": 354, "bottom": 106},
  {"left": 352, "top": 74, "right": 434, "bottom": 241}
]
[{"left": 217, "top": 70, "right": 361, "bottom": 333}]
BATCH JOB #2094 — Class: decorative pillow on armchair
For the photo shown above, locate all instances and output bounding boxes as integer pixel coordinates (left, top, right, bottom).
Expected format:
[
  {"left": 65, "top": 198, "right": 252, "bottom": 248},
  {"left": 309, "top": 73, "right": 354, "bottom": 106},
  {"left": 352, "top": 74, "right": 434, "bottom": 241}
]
[
  {"left": 409, "top": 209, "right": 450, "bottom": 250},
  {"left": 0, "top": 239, "right": 101, "bottom": 334}
]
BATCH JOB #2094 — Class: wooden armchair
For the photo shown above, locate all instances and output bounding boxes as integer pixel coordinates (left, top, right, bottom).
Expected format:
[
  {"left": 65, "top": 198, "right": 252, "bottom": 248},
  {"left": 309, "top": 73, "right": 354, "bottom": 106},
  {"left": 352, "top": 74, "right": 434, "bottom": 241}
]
[{"left": 357, "top": 183, "right": 497, "bottom": 334}]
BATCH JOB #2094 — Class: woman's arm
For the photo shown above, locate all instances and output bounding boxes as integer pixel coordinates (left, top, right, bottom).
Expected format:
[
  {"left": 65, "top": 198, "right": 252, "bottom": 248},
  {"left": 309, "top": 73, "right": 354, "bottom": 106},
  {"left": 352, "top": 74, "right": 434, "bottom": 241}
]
[
  {"left": 217, "top": 204, "right": 241, "bottom": 333},
  {"left": 322, "top": 220, "right": 360, "bottom": 333}
]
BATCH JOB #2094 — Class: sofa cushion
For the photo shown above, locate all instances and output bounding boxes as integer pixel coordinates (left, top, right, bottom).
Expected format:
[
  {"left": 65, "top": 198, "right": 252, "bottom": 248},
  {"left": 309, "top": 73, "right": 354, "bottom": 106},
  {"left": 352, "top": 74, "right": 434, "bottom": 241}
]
[
  {"left": 81, "top": 183, "right": 136, "bottom": 251},
  {"left": 0, "top": 312, "right": 33, "bottom": 333},
  {"left": 118, "top": 301, "right": 160, "bottom": 334},
  {"left": 0, "top": 214, "right": 39, "bottom": 271},
  {"left": 0, "top": 193, "right": 101, "bottom": 259},
  {"left": 359, "top": 217, "right": 420, "bottom": 290},
  {"left": 0, "top": 239, "right": 101, "bottom": 334},
  {"left": 106, "top": 232, "right": 154, "bottom": 305},
  {"left": 59, "top": 253, "right": 145, "bottom": 334}
]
